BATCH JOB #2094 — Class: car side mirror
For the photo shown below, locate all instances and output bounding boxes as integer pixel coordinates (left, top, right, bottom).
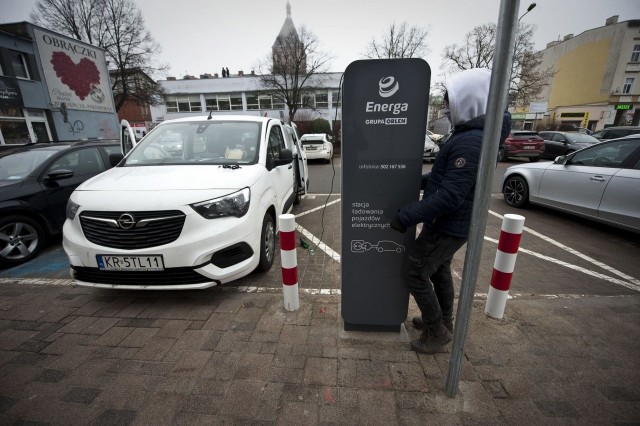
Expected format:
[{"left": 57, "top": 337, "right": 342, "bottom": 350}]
[
  {"left": 109, "top": 152, "right": 124, "bottom": 167},
  {"left": 47, "top": 169, "right": 74, "bottom": 180},
  {"left": 554, "top": 155, "right": 567, "bottom": 165},
  {"left": 266, "top": 148, "right": 293, "bottom": 170}
]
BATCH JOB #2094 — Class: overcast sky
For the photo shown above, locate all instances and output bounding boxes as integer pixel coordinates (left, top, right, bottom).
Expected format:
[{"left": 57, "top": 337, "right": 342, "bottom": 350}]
[{"left": 2, "top": 0, "right": 639, "bottom": 83}]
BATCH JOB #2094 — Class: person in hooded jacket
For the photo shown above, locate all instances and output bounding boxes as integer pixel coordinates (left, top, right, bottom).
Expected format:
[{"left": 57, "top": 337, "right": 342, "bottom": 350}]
[{"left": 389, "top": 68, "right": 511, "bottom": 354}]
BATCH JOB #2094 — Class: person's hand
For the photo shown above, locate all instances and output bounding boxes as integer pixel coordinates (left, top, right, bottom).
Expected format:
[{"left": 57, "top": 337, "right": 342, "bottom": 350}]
[{"left": 389, "top": 215, "right": 407, "bottom": 233}]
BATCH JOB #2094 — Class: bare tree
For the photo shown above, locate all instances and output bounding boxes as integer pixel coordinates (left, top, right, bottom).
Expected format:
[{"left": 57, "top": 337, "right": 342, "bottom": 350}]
[
  {"left": 31, "top": 0, "right": 166, "bottom": 112},
  {"left": 364, "top": 22, "right": 429, "bottom": 59},
  {"left": 258, "top": 25, "right": 332, "bottom": 122},
  {"left": 442, "top": 22, "right": 554, "bottom": 108}
]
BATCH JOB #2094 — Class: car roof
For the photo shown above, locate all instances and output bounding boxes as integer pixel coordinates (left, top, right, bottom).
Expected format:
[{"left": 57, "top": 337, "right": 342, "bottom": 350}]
[
  {"left": 0, "top": 140, "right": 118, "bottom": 157},
  {"left": 158, "top": 115, "right": 272, "bottom": 125}
]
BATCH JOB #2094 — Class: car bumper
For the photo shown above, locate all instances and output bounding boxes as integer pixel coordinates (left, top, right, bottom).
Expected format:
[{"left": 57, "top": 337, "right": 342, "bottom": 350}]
[
  {"left": 304, "top": 149, "right": 332, "bottom": 160},
  {"left": 63, "top": 207, "right": 263, "bottom": 289}
]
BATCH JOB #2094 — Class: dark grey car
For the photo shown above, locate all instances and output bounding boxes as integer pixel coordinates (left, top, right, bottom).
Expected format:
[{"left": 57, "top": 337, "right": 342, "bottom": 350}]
[{"left": 538, "top": 131, "right": 600, "bottom": 159}]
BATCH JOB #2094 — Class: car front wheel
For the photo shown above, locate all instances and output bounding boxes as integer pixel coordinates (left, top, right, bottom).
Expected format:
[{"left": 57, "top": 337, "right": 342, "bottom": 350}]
[
  {"left": 498, "top": 149, "right": 506, "bottom": 162},
  {"left": 256, "top": 212, "right": 275, "bottom": 272},
  {"left": 503, "top": 175, "right": 530, "bottom": 208},
  {"left": 0, "top": 216, "right": 45, "bottom": 267}
]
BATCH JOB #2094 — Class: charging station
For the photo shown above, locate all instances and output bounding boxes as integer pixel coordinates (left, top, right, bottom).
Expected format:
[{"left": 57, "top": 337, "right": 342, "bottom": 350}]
[{"left": 341, "top": 58, "right": 430, "bottom": 331}]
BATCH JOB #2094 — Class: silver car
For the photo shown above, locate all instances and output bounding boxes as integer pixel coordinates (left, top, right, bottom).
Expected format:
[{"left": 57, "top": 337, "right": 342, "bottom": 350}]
[{"left": 501, "top": 136, "right": 640, "bottom": 233}]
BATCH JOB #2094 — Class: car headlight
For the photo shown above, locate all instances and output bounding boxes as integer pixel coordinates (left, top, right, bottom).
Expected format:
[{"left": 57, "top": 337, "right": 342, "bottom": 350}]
[
  {"left": 190, "top": 188, "right": 250, "bottom": 219},
  {"left": 66, "top": 199, "right": 80, "bottom": 220}
]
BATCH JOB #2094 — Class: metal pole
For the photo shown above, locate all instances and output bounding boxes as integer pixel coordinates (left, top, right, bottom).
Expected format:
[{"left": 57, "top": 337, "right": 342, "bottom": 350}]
[{"left": 445, "top": 0, "right": 520, "bottom": 397}]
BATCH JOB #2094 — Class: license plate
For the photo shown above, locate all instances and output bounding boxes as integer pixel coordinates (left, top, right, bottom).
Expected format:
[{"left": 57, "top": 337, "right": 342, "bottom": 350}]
[
  {"left": 97, "top": 255, "right": 164, "bottom": 271},
  {"left": 305, "top": 146, "right": 316, "bottom": 151},
  {"left": 524, "top": 145, "right": 535, "bottom": 150}
]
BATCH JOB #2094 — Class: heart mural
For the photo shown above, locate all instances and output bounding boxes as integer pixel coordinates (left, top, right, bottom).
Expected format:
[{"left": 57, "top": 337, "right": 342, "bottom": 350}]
[{"left": 50, "top": 51, "right": 101, "bottom": 100}]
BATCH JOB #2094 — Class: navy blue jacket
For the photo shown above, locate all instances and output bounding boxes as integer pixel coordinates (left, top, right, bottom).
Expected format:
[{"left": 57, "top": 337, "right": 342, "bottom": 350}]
[{"left": 398, "top": 112, "right": 511, "bottom": 239}]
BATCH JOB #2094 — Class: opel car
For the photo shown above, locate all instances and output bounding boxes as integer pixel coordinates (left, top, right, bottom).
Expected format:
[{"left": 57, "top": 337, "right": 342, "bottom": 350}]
[{"left": 63, "top": 116, "right": 295, "bottom": 289}]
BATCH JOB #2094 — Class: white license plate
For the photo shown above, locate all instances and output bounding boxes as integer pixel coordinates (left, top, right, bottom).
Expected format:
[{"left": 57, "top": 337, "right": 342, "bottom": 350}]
[
  {"left": 305, "top": 147, "right": 317, "bottom": 151},
  {"left": 524, "top": 145, "right": 535, "bottom": 149},
  {"left": 97, "top": 255, "right": 164, "bottom": 271}
]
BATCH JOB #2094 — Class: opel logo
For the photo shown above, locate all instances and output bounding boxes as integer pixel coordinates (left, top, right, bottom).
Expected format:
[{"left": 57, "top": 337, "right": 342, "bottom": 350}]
[
  {"left": 117, "top": 213, "right": 136, "bottom": 230},
  {"left": 379, "top": 76, "right": 399, "bottom": 98}
]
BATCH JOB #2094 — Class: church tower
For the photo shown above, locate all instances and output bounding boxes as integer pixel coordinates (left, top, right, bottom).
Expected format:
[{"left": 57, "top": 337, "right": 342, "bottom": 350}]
[{"left": 272, "top": 1, "right": 307, "bottom": 74}]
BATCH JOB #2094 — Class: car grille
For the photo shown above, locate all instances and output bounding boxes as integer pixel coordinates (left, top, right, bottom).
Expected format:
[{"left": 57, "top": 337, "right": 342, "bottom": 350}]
[
  {"left": 72, "top": 266, "right": 213, "bottom": 286},
  {"left": 80, "top": 210, "right": 186, "bottom": 249}
]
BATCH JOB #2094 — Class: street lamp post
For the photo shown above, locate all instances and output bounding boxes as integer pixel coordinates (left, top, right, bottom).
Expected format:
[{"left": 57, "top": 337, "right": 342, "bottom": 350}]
[{"left": 508, "top": 3, "right": 537, "bottom": 122}]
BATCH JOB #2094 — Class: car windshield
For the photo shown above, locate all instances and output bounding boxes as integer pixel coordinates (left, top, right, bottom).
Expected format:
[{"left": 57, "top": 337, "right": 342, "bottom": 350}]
[
  {"left": 566, "top": 134, "right": 599, "bottom": 143},
  {"left": 0, "top": 148, "right": 59, "bottom": 180},
  {"left": 301, "top": 137, "right": 324, "bottom": 145},
  {"left": 123, "top": 121, "right": 261, "bottom": 166}
]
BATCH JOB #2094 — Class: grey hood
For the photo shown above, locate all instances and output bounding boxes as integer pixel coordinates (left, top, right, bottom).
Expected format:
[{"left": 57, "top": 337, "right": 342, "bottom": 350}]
[{"left": 445, "top": 68, "right": 492, "bottom": 126}]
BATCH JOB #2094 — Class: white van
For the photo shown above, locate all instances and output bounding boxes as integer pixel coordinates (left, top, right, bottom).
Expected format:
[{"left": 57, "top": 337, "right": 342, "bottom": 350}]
[{"left": 63, "top": 116, "right": 295, "bottom": 289}]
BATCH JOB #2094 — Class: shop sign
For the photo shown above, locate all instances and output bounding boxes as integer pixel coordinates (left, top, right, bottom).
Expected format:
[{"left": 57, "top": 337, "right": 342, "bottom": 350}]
[
  {"left": 33, "top": 27, "right": 115, "bottom": 113},
  {"left": 0, "top": 76, "right": 23, "bottom": 108}
]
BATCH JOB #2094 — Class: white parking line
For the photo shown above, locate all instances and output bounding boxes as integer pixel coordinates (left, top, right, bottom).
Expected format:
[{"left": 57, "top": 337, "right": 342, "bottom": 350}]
[
  {"left": 293, "top": 202, "right": 640, "bottom": 293},
  {"left": 489, "top": 210, "right": 640, "bottom": 291}
]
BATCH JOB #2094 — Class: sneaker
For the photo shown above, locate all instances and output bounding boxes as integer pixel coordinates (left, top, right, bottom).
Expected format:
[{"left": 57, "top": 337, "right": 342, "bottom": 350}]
[
  {"left": 410, "top": 328, "right": 452, "bottom": 354},
  {"left": 411, "top": 316, "right": 453, "bottom": 333}
]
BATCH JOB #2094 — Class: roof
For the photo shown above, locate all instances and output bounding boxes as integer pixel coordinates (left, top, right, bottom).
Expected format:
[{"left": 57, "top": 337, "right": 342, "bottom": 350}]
[
  {"left": 158, "top": 72, "right": 344, "bottom": 94},
  {"left": 273, "top": 1, "right": 298, "bottom": 49}
]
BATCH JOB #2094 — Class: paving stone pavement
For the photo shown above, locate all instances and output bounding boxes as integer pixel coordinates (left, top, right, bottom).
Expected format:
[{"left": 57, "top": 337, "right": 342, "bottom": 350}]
[{"left": 0, "top": 279, "right": 639, "bottom": 425}]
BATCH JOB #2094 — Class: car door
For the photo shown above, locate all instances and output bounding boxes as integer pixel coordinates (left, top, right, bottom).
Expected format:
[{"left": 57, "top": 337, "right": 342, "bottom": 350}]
[
  {"left": 537, "top": 142, "right": 622, "bottom": 217},
  {"left": 597, "top": 141, "right": 640, "bottom": 230},
  {"left": 265, "top": 123, "right": 294, "bottom": 214},
  {"left": 42, "top": 147, "right": 107, "bottom": 230},
  {"left": 539, "top": 132, "right": 555, "bottom": 158}
]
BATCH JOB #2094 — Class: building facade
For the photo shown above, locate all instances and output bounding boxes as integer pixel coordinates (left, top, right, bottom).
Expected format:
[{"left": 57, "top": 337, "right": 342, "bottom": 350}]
[
  {"left": 0, "top": 22, "right": 119, "bottom": 145},
  {"left": 529, "top": 16, "right": 640, "bottom": 132}
]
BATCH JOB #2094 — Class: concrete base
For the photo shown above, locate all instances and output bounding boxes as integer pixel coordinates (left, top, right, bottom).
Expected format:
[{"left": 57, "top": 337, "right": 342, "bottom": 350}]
[{"left": 339, "top": 322, "right": 410, "bottom": 343}]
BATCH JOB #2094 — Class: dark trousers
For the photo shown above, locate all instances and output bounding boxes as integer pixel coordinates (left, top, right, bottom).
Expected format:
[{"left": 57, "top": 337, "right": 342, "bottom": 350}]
[{"left": 404, "top": 227, "right": 466, "bottom": 333}]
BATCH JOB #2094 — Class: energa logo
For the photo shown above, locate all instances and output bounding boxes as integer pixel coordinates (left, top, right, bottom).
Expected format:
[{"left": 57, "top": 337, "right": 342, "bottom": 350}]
[{"left": 378, "top": 77, "right": 399, "bottom": 98}]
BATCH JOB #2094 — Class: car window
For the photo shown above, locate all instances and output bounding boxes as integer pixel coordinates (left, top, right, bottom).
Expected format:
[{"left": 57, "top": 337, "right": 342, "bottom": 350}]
[
  {"left": 267, "top": 126, "right": 286, "bottom": 159},
  {"left": 124, "top": 121, "right": 260, "bottom": 165},
  {"left": 538, "top": 132, "right": 551, "bottom": 139},
  {"left": 0, "top": 149, "right": 58, "bottom": 179},
  {"left": 552, "top": 134, "right": 566, "bottom": 142},
  {"left": 568, "top": 140, "right": 636, "bottom": 168},
  {"left": 48, "top": 147, "right": 105, "bottom": 176},
  {"left": 103, "top": 145, "right": 121, "bottom": 157}
]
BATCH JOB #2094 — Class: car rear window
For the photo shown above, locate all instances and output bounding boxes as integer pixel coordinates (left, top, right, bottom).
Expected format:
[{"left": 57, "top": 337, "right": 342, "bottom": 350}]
[{"left": 511, "top": 131, "right": 539, "bottom": 139}]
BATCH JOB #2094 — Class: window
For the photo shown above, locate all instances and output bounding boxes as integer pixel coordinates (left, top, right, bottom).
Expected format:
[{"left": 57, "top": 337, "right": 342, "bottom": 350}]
[
  {"left": 632, "top": 44, "right": 640, "bottom": 63},
  {"left": 331, "top": 90, "right": 341, "bottom": 107},
  {"left": 9, "top": 51, "right": 30, "bottom": 79},
  {"left": 315, "top": 92, "right": 328, "bottom": 108},
  {"left": 623, "top": 78, "right": 634, "bottom": 94},
  {"left": 267, "top": 126, "right": 285, "bottom": 159},
  {"left": 230, "top": 94, "right": 243, "bottom": 110},
  {"left": 206, "top": 95, "right": 231, "bottom": 111},
  {"left": 166, "top": 95, "right": 201, "bottom": 112},
  {"left": 48, "top": 148, "right": 105, "bottom": 176},
  {"left": 259, "top": 96, "right": 272, "bottom": 110},
  {"left": 246, "top": 93, "right": 259, "bottom": 110}
]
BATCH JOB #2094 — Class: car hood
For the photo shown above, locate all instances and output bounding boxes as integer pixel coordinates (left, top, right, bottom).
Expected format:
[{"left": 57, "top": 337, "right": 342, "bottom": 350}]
[
  {"left": 76, "top": 165, "right": 263, "bottom": 192},
  {"left": 0, "top": 179, "right": 23, "bottom": 198},
  {"left": 505, "top": 160, "right": 555, "bottom": 172}
]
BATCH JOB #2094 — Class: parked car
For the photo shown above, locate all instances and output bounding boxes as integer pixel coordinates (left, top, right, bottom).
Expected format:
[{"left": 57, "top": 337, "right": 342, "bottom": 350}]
[
  {"left": 423, "top": 134, "right": 440, "bottom": 162},
  {"left": 283, "top": 122, "right": 309, "bottom": 204},
  {"left": 498, "top": 130, "right": 545, "bottom": 162},
  {"left": 0, "top": 140, "right": 121, "bottom": 267},
  {"left": 63, "top": 116, "right": 295, "bottom": 289},
  {"left": 591, "top": 126, "right": 640, "bottom": 141},
  {"left": 300, "top": 133, "right": 333, "bottom": 163},
  {"left": 537, "top": 131, "right": 600, "bottom": 159},
  {"left": 502, "top": 136, "right": 640, "bottom": 233}
]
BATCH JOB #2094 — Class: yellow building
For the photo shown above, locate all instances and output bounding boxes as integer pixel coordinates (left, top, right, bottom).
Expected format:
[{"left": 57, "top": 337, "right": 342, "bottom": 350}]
[{"left": 534, "top": 16, "right": 640, "bottom": 131}]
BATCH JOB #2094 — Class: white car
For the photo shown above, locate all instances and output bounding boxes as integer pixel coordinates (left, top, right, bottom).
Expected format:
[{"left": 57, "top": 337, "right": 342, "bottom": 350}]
[
  {"left": 63, "top": 115, "right": 296, "bottom": 289},
  {"left": 300, "top": 133, "right": 333, "bottom": 163},
  {"left": 423, "top": 134, "right": 440, "bottom": 162},
  {"left": 502, "top": 136, "right": 640, "bottom": 233}
]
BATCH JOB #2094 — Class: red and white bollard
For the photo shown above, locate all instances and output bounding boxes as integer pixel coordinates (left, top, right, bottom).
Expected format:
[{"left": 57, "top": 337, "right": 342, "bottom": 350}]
[
  {"left": 485, "top": 214, "right": 525, "bottom": 319},
  {"left": 279, "top": 214, "right": 299, "bottom": 311}
]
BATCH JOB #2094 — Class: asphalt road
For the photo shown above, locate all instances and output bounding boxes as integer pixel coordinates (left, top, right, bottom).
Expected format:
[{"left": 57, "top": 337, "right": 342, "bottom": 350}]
[{"left": 2, "top": 155, "right": 639, "bottom": 302}]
